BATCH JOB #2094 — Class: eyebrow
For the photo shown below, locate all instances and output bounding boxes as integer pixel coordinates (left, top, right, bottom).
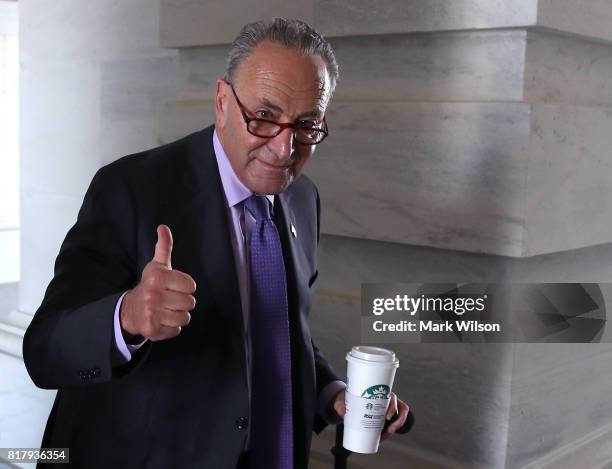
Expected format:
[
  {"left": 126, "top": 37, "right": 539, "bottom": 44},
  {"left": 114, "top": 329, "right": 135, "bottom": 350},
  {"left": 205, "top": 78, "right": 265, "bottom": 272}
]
[{"left": 258, "top": 97, "right": 322, "bottom": 119}]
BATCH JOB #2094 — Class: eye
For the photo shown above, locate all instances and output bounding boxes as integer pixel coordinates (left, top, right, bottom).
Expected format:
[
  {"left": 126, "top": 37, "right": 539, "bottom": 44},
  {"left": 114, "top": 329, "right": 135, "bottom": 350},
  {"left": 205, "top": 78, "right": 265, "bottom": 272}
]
[
  {"left": 298, "top": 119, "right": 320, "bottom": 128},
  {"left": 255, "top": 110, "right": 273, "bottom": 119}
]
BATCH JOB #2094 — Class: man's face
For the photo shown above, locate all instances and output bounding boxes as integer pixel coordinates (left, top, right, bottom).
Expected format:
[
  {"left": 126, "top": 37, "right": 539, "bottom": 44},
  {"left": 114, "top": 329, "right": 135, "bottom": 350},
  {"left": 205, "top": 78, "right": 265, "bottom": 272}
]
[{"left": 215, "top": 41, "right": 332, "bottom": 195}]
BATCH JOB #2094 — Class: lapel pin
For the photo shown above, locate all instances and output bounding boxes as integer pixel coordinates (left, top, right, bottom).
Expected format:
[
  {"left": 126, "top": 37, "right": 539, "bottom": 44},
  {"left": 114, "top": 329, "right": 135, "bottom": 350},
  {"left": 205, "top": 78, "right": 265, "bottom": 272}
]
[{"left": 290, "top": 223, "right": 297, "bottom": 238}]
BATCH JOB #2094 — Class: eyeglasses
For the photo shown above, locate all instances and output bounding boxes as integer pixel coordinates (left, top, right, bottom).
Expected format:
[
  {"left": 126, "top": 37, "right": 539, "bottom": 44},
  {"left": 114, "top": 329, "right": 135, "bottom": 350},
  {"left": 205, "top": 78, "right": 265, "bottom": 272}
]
[{"left": 226, "top": 81, "right": 329, "bottom": 145}]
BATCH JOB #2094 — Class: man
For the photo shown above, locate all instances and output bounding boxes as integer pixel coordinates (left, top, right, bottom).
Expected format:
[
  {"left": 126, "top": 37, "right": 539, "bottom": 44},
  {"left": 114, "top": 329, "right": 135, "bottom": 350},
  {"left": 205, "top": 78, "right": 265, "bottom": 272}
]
[{"left": 23, "top": 18, "right": 409, "bottom": 469}]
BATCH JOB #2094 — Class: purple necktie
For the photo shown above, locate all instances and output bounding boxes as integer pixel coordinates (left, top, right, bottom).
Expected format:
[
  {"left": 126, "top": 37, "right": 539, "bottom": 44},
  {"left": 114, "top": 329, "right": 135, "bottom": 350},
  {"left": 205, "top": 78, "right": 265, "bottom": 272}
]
[{"left": 246, "top": 194, "right": 294, "bottom": 469}]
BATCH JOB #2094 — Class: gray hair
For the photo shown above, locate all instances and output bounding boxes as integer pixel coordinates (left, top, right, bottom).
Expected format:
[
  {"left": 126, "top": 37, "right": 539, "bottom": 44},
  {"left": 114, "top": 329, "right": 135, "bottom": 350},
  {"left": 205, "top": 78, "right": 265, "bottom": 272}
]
[{"left": 224, "top": 18, "right": 339, "bottom": 96}]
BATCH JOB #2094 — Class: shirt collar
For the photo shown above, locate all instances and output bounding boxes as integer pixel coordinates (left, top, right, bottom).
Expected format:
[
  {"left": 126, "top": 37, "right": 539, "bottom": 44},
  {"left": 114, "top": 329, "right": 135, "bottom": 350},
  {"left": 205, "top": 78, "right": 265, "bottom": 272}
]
[{"left": 213, "top": 128, "right": 275, "bottom": 209}]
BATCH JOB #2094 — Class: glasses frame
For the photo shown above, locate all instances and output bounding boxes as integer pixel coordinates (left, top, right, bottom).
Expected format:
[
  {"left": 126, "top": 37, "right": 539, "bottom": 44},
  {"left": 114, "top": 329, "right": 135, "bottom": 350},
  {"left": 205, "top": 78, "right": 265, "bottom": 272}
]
[{"left": 225, "top": 81, "right": 329, "bottom": 145}]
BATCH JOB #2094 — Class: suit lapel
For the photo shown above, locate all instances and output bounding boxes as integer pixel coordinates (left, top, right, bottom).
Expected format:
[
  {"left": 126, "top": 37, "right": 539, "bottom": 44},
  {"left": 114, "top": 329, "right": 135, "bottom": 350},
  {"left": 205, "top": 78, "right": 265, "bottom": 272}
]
[
  {"left": 277, "top": 192, "right": 309, "bottom": 303},
  {"left": 166, "top": 127, "right": 245, "bottom": 358},
  {"left": 277, "top": 189, "right": 316, "bottom": 467}
]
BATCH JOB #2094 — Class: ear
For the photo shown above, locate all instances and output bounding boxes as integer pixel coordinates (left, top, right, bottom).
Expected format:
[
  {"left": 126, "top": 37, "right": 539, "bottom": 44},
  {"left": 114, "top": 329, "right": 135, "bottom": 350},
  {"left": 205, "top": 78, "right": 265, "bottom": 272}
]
[{"left": 214, "top": 79, "right": 229, "bottom": 130}]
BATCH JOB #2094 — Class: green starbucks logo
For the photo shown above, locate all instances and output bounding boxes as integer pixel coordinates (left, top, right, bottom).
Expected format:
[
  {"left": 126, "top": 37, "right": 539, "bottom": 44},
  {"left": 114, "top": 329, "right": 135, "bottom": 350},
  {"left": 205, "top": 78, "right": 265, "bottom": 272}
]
[{"left": 361, "top": 384, "right": 390, "bottom": 399}]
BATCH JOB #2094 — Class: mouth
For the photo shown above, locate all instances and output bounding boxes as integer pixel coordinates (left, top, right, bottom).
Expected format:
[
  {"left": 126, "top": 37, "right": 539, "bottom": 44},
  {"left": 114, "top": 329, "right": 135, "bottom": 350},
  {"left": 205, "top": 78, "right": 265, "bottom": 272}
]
[{"left": 256, "top": 158, "right": 292, "bottom": 171}]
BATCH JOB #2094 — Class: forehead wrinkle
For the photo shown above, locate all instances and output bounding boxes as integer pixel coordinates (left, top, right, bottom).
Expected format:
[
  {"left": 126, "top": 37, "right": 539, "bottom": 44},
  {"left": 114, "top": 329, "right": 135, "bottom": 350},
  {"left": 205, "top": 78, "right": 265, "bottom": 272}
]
[
  {"left": 251, "top": 73, "right": 327, "bottom": 96},
  {"left": 250, "top": 79, "right": 328, "bottom": 118}
]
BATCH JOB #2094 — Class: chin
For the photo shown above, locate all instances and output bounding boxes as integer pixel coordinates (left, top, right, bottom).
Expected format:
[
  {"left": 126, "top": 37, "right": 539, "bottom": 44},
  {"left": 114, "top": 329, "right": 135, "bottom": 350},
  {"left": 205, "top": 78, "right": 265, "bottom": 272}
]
[{"left": 248, "top": 176, "right": 294, "bottom": 195}]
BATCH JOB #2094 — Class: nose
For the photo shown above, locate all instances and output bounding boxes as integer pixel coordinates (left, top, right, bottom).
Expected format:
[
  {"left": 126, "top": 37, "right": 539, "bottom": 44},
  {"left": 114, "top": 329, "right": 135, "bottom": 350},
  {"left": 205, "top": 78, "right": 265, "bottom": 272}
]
[{"left": 266, "top": 127, "right": 295, "bottom": 161}]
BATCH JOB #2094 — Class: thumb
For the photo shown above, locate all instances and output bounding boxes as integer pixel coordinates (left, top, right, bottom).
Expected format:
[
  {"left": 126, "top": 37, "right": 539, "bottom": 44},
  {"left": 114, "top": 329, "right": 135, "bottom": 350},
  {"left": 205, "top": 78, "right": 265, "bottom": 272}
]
[
  {"left": 153, "top": 224, "right": 173, "bottom": 269},
  {"left": 334, "top": 391, "right": 346, "bottom": 417}
]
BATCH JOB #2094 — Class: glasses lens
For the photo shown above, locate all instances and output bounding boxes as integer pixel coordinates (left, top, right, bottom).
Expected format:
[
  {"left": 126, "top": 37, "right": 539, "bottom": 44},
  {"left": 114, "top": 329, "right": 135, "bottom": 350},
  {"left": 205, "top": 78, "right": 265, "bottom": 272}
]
[
  {"left": 248, "top": 120, "right": 281, "bottom": 138},
  {"left": 295, "top": 127, "right": 326, "bottom": 144}
]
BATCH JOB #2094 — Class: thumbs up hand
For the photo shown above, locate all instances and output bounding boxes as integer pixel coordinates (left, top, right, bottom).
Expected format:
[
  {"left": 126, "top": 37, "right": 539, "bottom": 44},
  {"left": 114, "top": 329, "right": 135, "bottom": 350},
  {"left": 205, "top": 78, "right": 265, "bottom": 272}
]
[{"left": 120, "top": 224, "right": 197, "bottom": 341}]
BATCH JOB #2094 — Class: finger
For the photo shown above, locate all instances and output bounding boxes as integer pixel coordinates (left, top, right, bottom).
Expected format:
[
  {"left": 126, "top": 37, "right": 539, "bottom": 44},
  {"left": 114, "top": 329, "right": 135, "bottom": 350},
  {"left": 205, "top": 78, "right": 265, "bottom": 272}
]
[
  {"left": 165, "top": 270, "right": 197, "bottom": 294},
  {"left": 160, "top": 289, "right": 196, "bottom": 312},
  {"left": 386, "top": 393, "right": 398, "bottom": 420},
  {"left": 149, "top": 324, "right": 182, "bottom": 341},
  {"left": 388, "top": 402, "right": 410, "bottom": 433},
  {"left": 334, "top": 397, "right": 346, "bottom": 417},
  {"left": 153, "top": 224, "right": 173, "bottom": 269},
  {"left": 158, "top": 309, "right": 192, "bottom": 328},
  {"left": 333, "top": 390, "right": 346, "bottom": 416}
]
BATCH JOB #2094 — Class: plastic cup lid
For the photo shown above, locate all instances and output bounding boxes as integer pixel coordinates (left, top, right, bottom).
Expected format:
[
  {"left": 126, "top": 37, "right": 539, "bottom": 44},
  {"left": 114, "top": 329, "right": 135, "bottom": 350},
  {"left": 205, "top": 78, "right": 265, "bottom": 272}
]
[{"left": 347, "top": 346, "right": 399, "bottom": 366}]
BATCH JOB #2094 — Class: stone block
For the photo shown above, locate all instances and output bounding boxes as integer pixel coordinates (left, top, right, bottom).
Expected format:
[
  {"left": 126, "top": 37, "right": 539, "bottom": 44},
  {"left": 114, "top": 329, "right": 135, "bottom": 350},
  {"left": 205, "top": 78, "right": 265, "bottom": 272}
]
[
  {"left": 507, "top": 343, "right": 612, "bottom": 467},
  {"left": 160, "top": 0, "right": 537, "bottom": 47},
  {"left": 177, "top": 45, "right": 228, "bottom": 100},
  {"left": 525, "top": 31, "right": 612, "bottom": 108},
  {"left": 158, "top": 99, "right": 214, "bottom": 145},
  {"left": 538, "top": 0, "right": 612, "bottom": 44},
  {"left": 307, "top": 101, "right": 531, "bottom": 256},
  {"left": 314, "top": 0, "right": 536, "bottom": 38},
  {"left": 160, "top": 0, "right": 313, "bottom": 47},
  {"left": 524, "top": 104, "right": 612, "bottom": 256},
  {"left": 101, "top": 54, "right": 178, "bottom": 121},
  {"left": 330, "top": 30, "right": 526, "bottom": 102}
]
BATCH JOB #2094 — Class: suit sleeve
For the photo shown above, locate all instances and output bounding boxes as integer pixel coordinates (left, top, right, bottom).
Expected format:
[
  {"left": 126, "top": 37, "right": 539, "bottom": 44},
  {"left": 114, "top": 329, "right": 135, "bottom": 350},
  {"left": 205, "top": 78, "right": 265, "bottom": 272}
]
[
  {"left": 23, "top": 164, "right": 151, "bottom": 389},
  {"left": 312, "top": 340, "right": 345, "bottom": 433}
]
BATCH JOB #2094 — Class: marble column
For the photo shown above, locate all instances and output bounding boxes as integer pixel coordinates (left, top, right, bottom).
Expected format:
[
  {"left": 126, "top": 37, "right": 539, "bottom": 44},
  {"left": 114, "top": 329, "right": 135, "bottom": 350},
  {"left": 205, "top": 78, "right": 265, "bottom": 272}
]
[{"left": 4, "top": 1, "right": 179, "bottom": 465}]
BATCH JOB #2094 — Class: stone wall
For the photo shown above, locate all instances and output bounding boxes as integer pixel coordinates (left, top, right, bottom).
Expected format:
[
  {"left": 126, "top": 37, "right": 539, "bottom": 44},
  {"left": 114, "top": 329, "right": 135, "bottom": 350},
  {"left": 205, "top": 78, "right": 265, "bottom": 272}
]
[{"left": 157, "top": 1, "right": 612, "bottom": 467}]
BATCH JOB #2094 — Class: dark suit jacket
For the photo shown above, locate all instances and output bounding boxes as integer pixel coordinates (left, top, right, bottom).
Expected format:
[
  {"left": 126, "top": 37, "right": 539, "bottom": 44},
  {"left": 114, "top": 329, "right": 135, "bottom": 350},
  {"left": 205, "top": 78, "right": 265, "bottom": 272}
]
[{"left": 23, "top": 125, "right": 340, "bottom": 469}]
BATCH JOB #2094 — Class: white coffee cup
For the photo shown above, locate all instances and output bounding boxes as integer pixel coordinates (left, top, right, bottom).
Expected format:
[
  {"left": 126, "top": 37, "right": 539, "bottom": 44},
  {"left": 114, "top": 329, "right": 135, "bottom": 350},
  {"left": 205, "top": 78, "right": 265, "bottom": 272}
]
[{"left": 343, "top": 345, "right": 400, "bottom": 454}]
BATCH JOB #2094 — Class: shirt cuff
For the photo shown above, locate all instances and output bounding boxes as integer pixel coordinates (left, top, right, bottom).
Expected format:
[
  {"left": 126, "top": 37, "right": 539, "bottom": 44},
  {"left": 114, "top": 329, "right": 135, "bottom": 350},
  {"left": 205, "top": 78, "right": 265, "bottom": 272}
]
[
  {"left": 113, "top": 290, "right": 148, "bottom": 363},
  {"left": 317, "top": 380, "right": 347, "bottom": 425}
]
